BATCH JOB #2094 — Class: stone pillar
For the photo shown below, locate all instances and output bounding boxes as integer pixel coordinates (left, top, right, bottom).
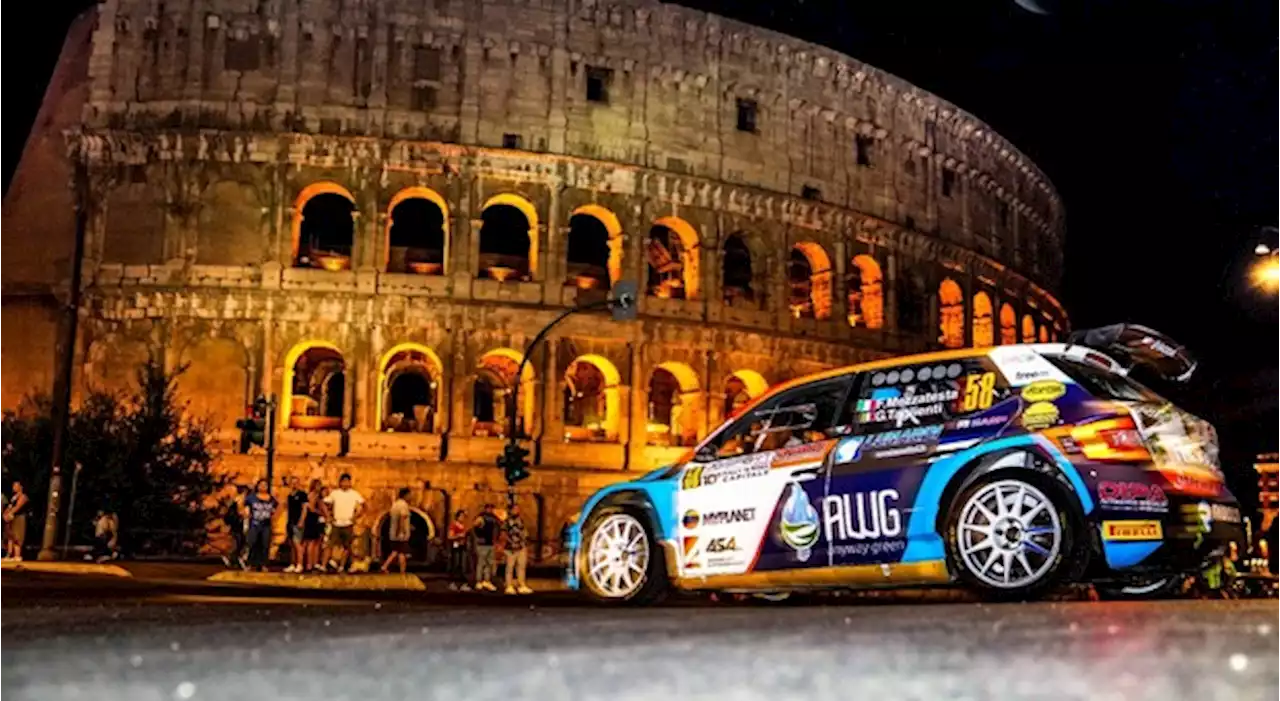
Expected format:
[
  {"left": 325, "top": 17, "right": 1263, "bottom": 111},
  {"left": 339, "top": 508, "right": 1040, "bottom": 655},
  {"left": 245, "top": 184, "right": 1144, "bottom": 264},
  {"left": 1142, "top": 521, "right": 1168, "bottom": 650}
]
[
  {"left": 543, "top": 337, "right": 563, "bottom": 444},
  {"left": 701, "top": 348, "right": 714, "bottom": 439},
  {"left": 627, "top": 341, "right": 646, "bottom": 469},
  {"left": 450, "top": 332, "right": 472, "bottom": 439},
  {"left": 547, "top": 6, "right": 569, "bottom": 154},
  {"left": 458, "top": 38, "right": 483, "bottom": 145}
]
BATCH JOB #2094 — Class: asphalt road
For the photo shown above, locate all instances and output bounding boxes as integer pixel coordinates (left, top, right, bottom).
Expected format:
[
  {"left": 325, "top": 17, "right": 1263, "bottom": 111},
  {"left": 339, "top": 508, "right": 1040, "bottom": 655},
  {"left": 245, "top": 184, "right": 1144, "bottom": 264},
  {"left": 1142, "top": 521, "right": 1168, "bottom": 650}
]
[{"left": 2, "top": 572, "right": 1276, "bottom": 701}]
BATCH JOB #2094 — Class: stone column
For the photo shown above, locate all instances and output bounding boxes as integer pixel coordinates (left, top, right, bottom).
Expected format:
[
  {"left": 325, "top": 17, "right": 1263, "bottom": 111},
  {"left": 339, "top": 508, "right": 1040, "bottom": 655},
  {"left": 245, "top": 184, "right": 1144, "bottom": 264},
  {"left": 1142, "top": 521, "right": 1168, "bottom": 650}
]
[{"left": 626, "top": 341, "right": 646, "bottom": 470}]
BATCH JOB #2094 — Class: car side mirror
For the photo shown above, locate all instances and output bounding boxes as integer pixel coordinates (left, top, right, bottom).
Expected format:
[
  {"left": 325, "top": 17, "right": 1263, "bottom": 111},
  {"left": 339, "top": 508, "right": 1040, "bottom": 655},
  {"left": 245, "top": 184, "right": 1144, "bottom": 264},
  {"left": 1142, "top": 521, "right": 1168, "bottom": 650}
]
[{"left": 694, "top": 445, "right": 718, "bottom": 463}]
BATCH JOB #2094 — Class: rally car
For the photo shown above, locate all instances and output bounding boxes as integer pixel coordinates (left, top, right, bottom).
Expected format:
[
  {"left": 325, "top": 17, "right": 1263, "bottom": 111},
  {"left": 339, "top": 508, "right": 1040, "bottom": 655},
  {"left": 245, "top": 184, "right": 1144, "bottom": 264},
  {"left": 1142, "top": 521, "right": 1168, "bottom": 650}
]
[{"left": 563, "top": 324, "right": 1244, "bottom": 603}]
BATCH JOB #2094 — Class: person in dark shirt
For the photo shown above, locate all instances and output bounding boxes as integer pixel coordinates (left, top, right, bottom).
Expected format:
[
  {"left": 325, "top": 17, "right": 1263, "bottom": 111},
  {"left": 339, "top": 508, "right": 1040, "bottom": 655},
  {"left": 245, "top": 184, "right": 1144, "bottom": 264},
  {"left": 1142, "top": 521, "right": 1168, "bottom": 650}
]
[
  {"left": 221, "top": 485, "right": 247, "bottom": 569},
  {"left": 472, "top": 503, "right": 499, "bottom": 591},
  {"left": 284, "top": 477, "right": 308, "bottom": 573},
  {"left": 244, "top": 479, "right": 278, "bottom": 572},
  {"left": 503, "top": 504, "right": 532, "bottom": 595}
]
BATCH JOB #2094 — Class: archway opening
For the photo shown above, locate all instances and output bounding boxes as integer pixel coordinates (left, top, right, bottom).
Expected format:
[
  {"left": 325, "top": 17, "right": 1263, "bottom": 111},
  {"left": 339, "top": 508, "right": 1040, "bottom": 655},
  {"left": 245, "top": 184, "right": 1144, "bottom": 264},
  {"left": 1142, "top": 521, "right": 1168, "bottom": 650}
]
[
  {"left": 376, "top": 509, "right": 433, "bottom": 564},
  {"left": 938, "top": 279, "right": 965, "bottom": 348},
  {"left": 972, "top": 291, "right": 994, "bottom": 348},
  {"left": 645, "top": 217, "right": 700, "bottom": 299},
  {"left": 1038, "top": 324, "right": 1049, "bottom": 343},
  {"left": 847, "top": 254, "right": 884, "bottom": 329},
  {"left": 296, "top": 192, "right": 355, "bottom": 270},
  {"left": 722, "top": 369, "right": 768, "bottom": 420},
  {"left": 646, "top": 362, "right": 701, "bottom": 447},
  {"left": 387, "top": 195, "right": 446, "bottom": 275},
  {"left": 722, "top": 234, "right": 756, "bottom": 306},
  {"left": 380, "top": 346, "right": 441, "bottom": 433},
  {"left": 999, "top": 303, "right": 1017, "bottom": 345},
  {"left": 472, "top": 349, "right": 535, "bottom": 438},
  {"left": 565, "top": 213, "right": 611, "bottom": 290},
  {"left": 478, "top": 203, "right": 533, "bottom": 282},
  {"left": 563, "top": 355, "right": 620, "bottom": 443},
  {"left": 287, "top": 345, "right": 346, "bottom": 430},
  {"left": 788, "top": 242, "right": 833, "bottom": 320},
  {"left": 1021, "top": 314, "right": 1036, "bottom": 343}
]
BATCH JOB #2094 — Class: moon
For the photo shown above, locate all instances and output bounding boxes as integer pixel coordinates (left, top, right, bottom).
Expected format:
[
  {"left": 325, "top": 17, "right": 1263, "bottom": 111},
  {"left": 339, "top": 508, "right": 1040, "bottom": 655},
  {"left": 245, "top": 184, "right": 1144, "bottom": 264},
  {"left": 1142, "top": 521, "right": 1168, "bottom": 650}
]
[{"left": 1014, "top": 0, "right": 1052, "bottom": 15}]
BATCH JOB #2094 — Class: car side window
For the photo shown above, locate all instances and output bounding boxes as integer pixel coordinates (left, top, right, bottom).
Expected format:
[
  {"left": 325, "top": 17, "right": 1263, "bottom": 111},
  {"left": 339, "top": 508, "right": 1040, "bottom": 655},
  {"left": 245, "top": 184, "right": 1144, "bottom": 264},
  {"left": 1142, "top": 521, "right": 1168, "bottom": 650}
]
[
  {"left": 708, "top": 377, "right": 853, "bottom": 458},
  {"left": 852, "top": 357, "right": 1011, "bottom": 434}
]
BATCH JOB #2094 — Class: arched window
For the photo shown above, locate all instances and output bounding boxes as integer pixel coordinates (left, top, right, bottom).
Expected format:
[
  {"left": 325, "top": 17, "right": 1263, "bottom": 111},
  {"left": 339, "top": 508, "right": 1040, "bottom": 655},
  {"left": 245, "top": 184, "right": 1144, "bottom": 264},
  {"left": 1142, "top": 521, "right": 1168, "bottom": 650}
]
[
  {"left": 972, "top": 292, "right": 994, "bottom": 348},
  {"left": 722, "top": 234, "right": 755, "bottom": 306},
  {"left": 938, "top": 279, "right": 965, "bottom": 348},
  {"left": 722, "top": 370, "right": 769, "bottom": 420},
  {"left": 1021, "top": 314, "right": 1036, "bottom": 343},
  {"left": 999, "top": 303, "right": 1017, "bottom": 345},
  {"left": 646, "top": 362, "right": 702, "bottom": 447},
  {"left": 387, "top": 189, "right": 447, "bottom": 275},
  {"left": 788, "top": 242, "right": 833, "bottom": 320},
  {"left": 565, "top": 213, "right": 611, "bottom": 290},
  {"left": 294, "top": 184, "right": 356, "bottom": 270},
  {"left": 847, "top": 254, "right": 884, "bottom": 329},
  {"left": 645, "top": 217, "right": 700, "bottom": 299},
  {"left": 285, "top": 345, "right": 346, "bottom": 430},
  {"left": 563, "top": 355, "right": 621, "bottom": 442},
  {"left": 478, "top": 195, "right": 537, "bottom": 281},
  {"left": 1038, "top": 324, "right": 1050, "bottom": 343},
  {"left": 897, "top": 271, "right": 927, "bottom": 334},
  {"left": 472, "top": 349, "right": 534, "bottom": 438},
  {"left": 378, "top": 345, "right": 443, "bottom": 433}
]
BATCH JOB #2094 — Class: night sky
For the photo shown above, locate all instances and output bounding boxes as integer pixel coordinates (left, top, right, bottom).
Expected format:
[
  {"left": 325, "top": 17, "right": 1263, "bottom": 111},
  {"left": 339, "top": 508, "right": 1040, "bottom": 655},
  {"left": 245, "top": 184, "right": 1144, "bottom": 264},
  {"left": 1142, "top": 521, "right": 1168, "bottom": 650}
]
[{"left": 5, "top": 1, "right": 1276, "bottom": 462}]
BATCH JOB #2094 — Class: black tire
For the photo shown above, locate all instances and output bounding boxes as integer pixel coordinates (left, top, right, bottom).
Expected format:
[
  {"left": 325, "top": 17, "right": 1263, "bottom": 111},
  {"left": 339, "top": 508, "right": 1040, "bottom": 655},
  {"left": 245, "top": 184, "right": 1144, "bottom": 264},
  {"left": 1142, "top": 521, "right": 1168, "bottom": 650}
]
[
  {"left": 1096, "top": 575, "right": 1185, "bottom": 601},
  {"left": 578, "top": 504, "right": 669, "bottom": 605},
  {"left": 944, "top": 469, "right": 1079, "bottom": 601}
]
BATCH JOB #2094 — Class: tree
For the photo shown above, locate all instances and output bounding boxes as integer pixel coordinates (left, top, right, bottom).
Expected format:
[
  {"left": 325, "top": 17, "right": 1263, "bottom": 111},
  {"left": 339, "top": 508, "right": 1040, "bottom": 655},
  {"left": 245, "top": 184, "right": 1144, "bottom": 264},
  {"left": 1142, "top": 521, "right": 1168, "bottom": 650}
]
[{"left": 1, "top": 356, "right": 228, "bottom": 556}]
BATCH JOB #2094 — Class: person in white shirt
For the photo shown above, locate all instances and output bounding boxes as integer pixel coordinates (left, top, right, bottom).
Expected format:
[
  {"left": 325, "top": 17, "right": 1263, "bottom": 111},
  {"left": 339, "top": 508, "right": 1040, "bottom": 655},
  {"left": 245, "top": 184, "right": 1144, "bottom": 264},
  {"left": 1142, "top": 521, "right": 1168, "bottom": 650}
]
[{"left": 323, "top": 473, "right": 365, "bottom": 572}]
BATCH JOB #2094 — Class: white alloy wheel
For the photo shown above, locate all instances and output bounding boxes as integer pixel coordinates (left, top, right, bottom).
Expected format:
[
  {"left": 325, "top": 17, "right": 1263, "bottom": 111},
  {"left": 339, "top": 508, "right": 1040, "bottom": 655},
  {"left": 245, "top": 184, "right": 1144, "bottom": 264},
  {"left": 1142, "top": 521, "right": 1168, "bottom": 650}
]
[
  {"left": 585, "top": 513, "right": 651, "bottom": 599},
  {"left": 956, "top": 479, "right": 1063, "bottom": 589}
]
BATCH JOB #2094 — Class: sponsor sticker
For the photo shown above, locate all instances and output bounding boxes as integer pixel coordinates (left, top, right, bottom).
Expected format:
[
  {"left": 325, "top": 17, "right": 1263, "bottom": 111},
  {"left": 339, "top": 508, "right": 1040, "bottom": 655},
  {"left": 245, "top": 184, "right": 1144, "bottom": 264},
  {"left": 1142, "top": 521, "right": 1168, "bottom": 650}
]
[
  {"left": 822, "top": 490, "right": 902, "bottom": 542},
  {"left": 682, "top": 510, "right": 700, "bottom": 529},
  {"left": 682, "top": 536, "right": 699, "bottom": 568},
  {"left": 681, "top": 453, "right": 773, "bottom": 489},
  {"left": 1021, "top": 401, "right": 1060, "bottom": 430},
  {"left": 1102, "top": 520, "right": 1164, "bottom": 541},
  {"left": 778, "top": 482, "right": 820, "bottom": 562},
  {"left": 950, "top": 414, "right": 1011, "bottom": 430},
  {"left": 701, "top": 507, "right": 757, "bottom": 526},
  {"left": 773, "top": 441, "right": 832, "bottom": 464},
  {"left": 1020, "top": 379, "right": 1066, "bottom": 403},
  {"left": 705, "top": 536, "right": 738, "bottom": 553},
  {"left": 1210, "top": 503, "right": 1241, "bottom": 524},
  {"left": 1098, "top": 481, "right": 1169, "bottom": 513},
  {"left": 834, "top": 436, "right": 866, "bottom": 464}
]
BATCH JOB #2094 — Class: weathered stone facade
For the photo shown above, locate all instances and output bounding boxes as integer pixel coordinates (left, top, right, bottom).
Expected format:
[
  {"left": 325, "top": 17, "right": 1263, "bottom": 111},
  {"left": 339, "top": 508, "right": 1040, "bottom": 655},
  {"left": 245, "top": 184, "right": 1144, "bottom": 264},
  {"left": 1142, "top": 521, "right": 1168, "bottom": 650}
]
[{"left": 3, "top": 0, "right": 1067, "bottom": 560}]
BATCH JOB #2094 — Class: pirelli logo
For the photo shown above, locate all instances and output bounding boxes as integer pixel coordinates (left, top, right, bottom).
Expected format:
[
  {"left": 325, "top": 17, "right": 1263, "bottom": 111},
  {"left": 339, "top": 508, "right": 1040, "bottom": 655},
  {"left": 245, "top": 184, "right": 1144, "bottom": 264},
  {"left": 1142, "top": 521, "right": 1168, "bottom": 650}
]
[{"left": 1102, "top": 520, "right": 1164, "bottom": 541}]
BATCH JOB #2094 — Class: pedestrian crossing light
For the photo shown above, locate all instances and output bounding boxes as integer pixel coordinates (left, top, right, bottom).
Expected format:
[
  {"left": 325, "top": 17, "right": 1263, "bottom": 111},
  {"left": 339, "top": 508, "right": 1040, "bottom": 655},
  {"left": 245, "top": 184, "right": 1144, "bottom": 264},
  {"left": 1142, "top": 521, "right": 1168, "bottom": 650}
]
[
  {"left": 236, "top": 395, "right": 269, "bottom": 454},
  {"left": 499, "top": 443, "right": 532, "bottom": 485}
]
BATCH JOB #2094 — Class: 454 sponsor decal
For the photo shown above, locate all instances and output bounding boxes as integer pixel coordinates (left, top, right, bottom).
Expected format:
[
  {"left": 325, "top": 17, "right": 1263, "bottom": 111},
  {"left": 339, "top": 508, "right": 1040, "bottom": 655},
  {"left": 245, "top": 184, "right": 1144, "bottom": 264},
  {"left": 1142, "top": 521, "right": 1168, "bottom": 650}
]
[{"left": 682, "top": 535, "right": 744, "bottom": 569}]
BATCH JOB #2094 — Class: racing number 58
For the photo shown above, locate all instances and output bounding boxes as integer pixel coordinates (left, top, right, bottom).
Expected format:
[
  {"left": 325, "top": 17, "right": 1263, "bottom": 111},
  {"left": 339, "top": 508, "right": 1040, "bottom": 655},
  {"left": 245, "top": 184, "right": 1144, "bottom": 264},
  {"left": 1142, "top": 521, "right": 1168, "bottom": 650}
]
[{"left": 962, "top": 372, "right": 996, "bottom": 412}]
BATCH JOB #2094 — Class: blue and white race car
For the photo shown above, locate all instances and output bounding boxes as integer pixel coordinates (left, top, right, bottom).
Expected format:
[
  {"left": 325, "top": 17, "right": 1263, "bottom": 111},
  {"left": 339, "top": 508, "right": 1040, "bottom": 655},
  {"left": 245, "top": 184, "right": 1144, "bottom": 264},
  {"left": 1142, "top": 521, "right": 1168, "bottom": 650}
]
[{"left": 563, "top": 325, "right": 1243, "bottom": 603}]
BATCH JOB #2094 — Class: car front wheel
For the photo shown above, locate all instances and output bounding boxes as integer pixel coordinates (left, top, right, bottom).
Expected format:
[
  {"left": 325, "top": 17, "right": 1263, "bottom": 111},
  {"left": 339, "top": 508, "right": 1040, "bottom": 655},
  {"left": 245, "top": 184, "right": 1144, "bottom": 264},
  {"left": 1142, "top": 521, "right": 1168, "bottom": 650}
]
[
  {"left": 945, "top": 472, "right": 1076, "bottom": 601},
  {"left": 579, "top": 506, "right": 668, "bottom": 605}
]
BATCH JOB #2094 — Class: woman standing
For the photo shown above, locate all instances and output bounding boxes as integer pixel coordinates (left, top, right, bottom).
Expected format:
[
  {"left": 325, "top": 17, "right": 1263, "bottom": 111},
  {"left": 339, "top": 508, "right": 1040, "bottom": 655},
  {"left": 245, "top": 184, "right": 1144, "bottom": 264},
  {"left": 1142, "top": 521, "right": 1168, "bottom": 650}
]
[
  {"left": 244, "top": 479, "right": 277, "bottom": 572},
  {"left": 299, "top": 479, "right": 326, "bottom": 572},
  {"left": 4, "top": 481, "right": 30, "bottom": 560}
]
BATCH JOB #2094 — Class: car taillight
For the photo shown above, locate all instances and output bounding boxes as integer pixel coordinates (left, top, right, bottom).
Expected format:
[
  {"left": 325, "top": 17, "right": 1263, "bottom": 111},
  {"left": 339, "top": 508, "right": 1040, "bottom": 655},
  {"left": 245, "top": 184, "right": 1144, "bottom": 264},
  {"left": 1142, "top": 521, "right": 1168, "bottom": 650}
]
[{"left": 1069, "top": 416, "right": 1151, "bottom": 462}]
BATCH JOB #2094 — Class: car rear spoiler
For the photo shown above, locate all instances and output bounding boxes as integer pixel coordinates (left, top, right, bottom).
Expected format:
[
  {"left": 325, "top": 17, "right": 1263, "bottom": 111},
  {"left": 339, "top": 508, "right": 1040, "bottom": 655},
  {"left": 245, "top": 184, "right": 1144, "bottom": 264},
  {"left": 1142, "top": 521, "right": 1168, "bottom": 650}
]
[{"left": 1065, "top": 324, "right": 1197, "bottom": 383}]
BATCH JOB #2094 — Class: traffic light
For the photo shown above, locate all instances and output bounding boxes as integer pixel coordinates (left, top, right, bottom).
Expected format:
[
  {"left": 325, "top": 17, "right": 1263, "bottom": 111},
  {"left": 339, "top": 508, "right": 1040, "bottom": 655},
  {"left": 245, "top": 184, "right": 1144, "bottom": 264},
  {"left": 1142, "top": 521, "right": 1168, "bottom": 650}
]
[
  {"left": 498, "top": 443, "right": 532, "bottom": 485},
  {"left": 235, "top": 396, "right": 269, "bottom": 454}
]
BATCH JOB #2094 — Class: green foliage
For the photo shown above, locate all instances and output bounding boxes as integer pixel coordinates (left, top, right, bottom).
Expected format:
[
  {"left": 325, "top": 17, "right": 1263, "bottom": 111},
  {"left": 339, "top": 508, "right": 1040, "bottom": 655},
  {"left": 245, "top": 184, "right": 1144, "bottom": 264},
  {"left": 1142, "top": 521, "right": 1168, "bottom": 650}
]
[{"left": 1, "top": 356, "right": 228, "bottom": 555}]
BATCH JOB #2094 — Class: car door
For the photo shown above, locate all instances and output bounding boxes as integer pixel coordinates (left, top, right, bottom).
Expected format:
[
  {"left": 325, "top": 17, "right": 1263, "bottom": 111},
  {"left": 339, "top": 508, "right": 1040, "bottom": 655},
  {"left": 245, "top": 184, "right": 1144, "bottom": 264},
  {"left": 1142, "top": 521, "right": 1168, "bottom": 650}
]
[
  {"left": 822, "top": 356, "right": 1016, "bottom": 569},
  {"left": 676, "top": 376, "right": 854, "bottom": 578}
]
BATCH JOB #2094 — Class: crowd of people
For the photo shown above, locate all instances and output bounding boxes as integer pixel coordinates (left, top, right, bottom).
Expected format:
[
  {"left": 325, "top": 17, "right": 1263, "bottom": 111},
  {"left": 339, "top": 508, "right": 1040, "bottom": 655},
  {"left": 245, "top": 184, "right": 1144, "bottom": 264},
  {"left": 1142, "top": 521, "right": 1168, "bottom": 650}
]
[{"left": 219, "top": 475, "right": 535, "bottom": 594}]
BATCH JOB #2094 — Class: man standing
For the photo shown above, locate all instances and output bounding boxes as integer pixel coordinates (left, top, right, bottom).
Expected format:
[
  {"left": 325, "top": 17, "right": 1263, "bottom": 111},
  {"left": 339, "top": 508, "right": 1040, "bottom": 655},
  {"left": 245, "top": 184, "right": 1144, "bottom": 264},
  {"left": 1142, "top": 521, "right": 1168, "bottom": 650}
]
[
  {"left": 446, "top": 509, "right": 470, "bottom": 591},
  {"left": 324, "top": 473, "right": 365, "bottom": 573},
  {"left": 472, "top": 503, "right": 499, "bottom": 591},
  {"left": 379, "top": 488, "right": 413, "bottom": 574},
  {"left": 503, "top": 503, "right": 533, "bottom": 595},
  {"left": 244, "top": 479, "right": 278, "bottom": 572},
  {"left": 284, "top": 476, "right": 309, "bottom": 573}
]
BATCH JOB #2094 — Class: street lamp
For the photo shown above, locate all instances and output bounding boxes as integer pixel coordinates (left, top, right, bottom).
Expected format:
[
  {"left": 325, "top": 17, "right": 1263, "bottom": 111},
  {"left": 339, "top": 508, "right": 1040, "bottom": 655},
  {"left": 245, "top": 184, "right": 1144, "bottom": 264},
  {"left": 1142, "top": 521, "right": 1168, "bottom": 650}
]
[{"left": 1251, "top": 226, "right": 1279, "bottom": 293}]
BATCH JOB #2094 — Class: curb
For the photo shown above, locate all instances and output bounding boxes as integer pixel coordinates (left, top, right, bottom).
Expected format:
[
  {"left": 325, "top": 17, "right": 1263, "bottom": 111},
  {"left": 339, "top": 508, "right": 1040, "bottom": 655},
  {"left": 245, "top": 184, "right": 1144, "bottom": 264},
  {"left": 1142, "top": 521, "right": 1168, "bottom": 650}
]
[
  {"left": 1, "top": 560, "right": 134, "bottom": 578},
  {"left": 207, "top": 571, "right": 427, "bottom": 591}
]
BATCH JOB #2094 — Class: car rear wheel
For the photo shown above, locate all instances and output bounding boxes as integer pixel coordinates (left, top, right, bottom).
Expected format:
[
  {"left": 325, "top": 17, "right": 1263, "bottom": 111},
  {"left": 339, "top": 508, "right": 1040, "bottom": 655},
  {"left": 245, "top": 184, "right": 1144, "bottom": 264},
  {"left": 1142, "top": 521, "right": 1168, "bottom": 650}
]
[
  {"left": 946, "top": 472, "right": 1076, "bottom": 601},
  {"left": 579, "top": 506, "right": 668, "bottom": 605}
]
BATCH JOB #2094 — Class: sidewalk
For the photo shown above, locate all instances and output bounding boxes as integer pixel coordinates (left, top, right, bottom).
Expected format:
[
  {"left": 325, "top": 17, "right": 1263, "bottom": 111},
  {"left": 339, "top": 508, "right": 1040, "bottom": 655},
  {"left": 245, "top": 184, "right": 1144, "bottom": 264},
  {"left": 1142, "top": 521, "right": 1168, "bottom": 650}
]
[{"left": 1, "top": 559, "right": 133, "bottom": 578}]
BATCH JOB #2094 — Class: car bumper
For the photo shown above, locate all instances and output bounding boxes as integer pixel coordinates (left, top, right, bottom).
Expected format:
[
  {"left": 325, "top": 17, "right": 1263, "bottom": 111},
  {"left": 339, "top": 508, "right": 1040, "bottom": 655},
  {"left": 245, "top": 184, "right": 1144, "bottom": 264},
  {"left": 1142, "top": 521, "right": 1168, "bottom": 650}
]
[{"left": 1097, "top": 496, "right": 1245, "bottom": 574}]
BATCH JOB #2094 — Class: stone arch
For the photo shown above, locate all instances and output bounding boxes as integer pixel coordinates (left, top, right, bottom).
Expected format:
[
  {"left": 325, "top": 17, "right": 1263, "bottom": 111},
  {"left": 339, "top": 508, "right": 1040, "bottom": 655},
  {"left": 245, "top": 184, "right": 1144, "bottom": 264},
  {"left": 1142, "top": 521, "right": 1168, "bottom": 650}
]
[
  {"left": 473, "top": 348, "right": 536, "bottom": 438},
  {"left": 788, "top": 241, "right": 833, "bottom": 320},
  {"left": 646, "top": 216, "right": 701, "bottom": 300},
  {"left": 197, "top": 180, "right": 262, "bottom": 266},
  {"left": 847, "top": 254, "right": 885, "bottom": 329},
  {"left": 377, "top": 343, "right": 445, "bottom": 433},
  {"left": 722, "top": 369, "right": 769, "bottom": 420},
  {"left": 283, "top": 341, "right": 346, "bottom": 430},
  {"left": 1038, "top": 324, "right": 1050, "bottom": 343},
  {"left": 85, "top": 336, "right": 152, "bottom": 396},
  {"left": 567, "top": 205, "right": 623, "bottom": 288},
  {"left": 177, "top": 335, "right": 252, "bottom": 431},
  {"left": 1021, "top": 313, "right": 1036, "bottom": 343},
  {"left": 938, "top": 278, "right": 965, "bottom": 348},
  {"left": 721, "top": 233, "right": 757, "bottom": 306},
  {"left": 646, "top": 361, "right": 703, "bottom": 447},
  {"left": 386, "top": 186, "right": 449, "bottom": 275},
  {"left": 292, "top": 182, "right": 356, "bottom": 270},
  {"left": 372, "top": 505, "right": 435, "bottom": 562},
  {"left": 478, "top": 193, "right": 538, "bottom": 281},
  {"left": 999, "top": 303, "right": 1018, "bottom": 345},
  {"left": 563, "top": 354, "right": 622, "bottom": 443},
  {"left": 972, "top": 291, "right": 994, "bottom": 348}
]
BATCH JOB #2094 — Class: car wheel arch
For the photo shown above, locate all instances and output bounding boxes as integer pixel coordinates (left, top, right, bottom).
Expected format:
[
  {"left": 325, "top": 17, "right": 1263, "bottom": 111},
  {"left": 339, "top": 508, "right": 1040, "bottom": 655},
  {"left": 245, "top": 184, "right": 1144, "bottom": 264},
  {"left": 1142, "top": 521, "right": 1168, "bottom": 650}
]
[{"left": 933, "top": 446, "right": 1087, "bottom": 536}]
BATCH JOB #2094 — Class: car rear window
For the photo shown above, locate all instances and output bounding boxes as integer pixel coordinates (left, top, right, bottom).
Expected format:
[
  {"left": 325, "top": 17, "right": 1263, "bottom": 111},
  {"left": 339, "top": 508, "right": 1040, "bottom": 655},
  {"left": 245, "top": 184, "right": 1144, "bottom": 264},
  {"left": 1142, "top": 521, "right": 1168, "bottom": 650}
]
[{"left": 1042, "top": 355, "right": 1162, "bottom": 403}]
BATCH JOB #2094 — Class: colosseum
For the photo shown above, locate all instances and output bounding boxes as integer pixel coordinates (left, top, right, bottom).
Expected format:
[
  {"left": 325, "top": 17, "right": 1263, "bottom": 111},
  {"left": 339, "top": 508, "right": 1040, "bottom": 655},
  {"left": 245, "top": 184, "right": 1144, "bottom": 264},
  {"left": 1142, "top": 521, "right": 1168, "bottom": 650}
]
[{"left": 2, "top": 0, "right": 1068, "bottom": 560}]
